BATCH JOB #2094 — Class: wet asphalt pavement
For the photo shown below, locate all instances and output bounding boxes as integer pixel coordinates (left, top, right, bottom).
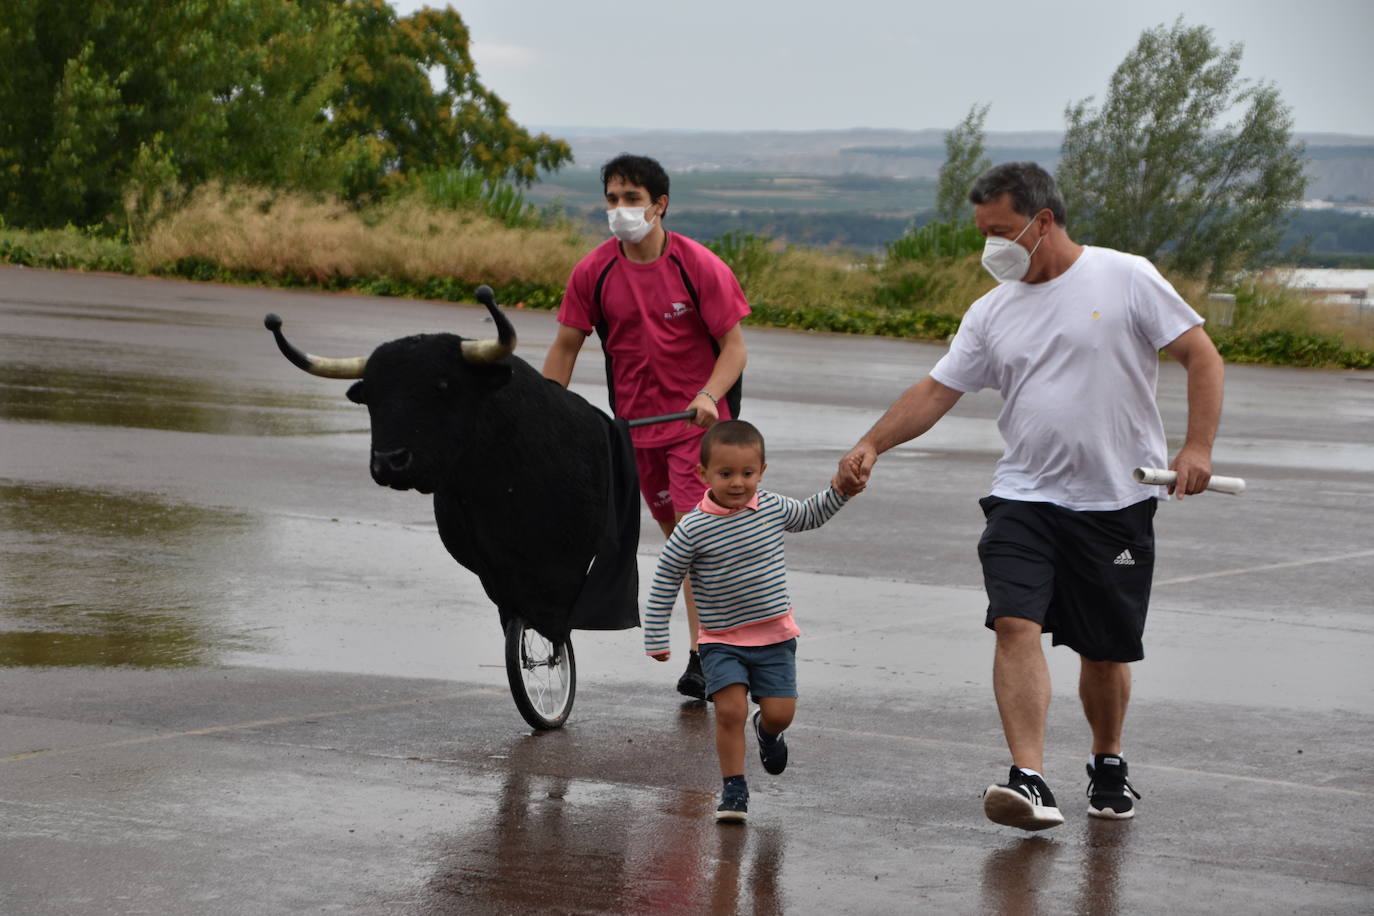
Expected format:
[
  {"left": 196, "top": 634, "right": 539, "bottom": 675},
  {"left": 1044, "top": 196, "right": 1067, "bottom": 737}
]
[{"left": 1, "top": 265, "right": 1372, "bottom": 914}]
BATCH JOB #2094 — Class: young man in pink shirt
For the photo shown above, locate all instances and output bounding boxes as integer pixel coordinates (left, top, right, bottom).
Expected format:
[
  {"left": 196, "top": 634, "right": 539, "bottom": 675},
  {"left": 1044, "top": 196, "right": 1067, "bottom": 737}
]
[{"left": 542, "top": 154, "right": 750, "bottom": 700}]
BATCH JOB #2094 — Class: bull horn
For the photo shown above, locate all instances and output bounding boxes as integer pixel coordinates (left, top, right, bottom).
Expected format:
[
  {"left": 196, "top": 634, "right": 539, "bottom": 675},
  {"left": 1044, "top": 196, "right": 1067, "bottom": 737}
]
[
  {"left": 460, "top": 285, "right": 517, "bottom": 364},
  {"left": 263, "top": 314, "right": 367, "bottom": 379}
]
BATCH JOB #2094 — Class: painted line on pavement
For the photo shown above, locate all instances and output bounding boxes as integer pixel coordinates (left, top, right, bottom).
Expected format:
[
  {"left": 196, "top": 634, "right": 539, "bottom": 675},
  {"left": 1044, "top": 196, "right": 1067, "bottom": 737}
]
[{"left": 1156, "top": 548, "right": 1374, "bottom": 586}]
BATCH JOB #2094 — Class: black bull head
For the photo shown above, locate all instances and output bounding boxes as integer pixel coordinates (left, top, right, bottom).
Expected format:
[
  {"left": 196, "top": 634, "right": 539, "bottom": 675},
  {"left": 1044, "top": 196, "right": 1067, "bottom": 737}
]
[
  {"left": 264, "top": 286, "right": 516, "bottom": 493},
  {"left": 263, "top": 287, "right": 628, "bottom": 641}
]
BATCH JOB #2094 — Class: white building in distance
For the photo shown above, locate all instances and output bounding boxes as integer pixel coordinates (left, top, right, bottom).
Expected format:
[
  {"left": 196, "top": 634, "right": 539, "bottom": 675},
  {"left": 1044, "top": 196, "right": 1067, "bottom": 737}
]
[{"left": 1262, "top": 268, "right": 1374, "bottom": 307}]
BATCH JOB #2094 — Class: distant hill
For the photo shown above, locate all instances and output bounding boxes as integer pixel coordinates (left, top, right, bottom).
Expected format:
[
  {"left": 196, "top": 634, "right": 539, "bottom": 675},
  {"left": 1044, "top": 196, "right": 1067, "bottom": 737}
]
[
  {"left": 540, "top": 128, "right": 1374, "bottom": 202},
  {"left": 531, "top": 128, "right": 1374, "bottom": 261}
]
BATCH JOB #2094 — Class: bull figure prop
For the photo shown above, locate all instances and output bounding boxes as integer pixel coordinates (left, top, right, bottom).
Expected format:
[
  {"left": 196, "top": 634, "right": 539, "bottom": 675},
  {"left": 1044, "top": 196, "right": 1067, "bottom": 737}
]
[{"left": 265, "top": 287, "right": 639, "bottom": 729}]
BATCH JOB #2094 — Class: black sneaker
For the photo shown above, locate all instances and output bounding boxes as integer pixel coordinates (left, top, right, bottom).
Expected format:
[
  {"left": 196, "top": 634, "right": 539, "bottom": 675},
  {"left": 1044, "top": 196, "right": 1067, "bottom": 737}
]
[
  {"left": 753, "top": 710, "right": 788, "bottom": 775},
  {"left": 1086, "top": 754, "right": 1141, "bottom": 819},
  {"left": 716, "top": 781, "right": 749, "bottom": 823},
  {"left": 676, "top": 650, "right": 706, "bottom": 700},
  {"left": 982, "top": 766, "right": 1065, "bottom": 831}
]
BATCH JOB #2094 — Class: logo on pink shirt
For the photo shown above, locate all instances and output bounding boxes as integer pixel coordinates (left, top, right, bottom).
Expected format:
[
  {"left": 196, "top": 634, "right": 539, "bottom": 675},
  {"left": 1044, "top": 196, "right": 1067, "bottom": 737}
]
[{"left": 663, "top": 301, "right": 692, "bottom": 320}]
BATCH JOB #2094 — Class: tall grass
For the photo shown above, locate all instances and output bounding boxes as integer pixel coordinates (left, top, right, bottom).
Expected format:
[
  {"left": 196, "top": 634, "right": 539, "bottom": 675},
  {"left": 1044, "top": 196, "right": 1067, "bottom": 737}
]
[
  {"left": 714, "top": 239, "right": 990, "bottom": 338},
  {"left": 1170, "top": 272, "right": 1373, "bottom": 368},
  {"left": 136, "top": 184, "right": 591, "bottom": 290}
]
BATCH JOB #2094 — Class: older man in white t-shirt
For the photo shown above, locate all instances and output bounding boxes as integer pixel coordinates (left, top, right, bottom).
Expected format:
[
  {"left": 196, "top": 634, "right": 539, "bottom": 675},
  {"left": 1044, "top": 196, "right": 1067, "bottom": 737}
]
[{"left": 838, "top": 162, "right": 1224, "bottom": 832}]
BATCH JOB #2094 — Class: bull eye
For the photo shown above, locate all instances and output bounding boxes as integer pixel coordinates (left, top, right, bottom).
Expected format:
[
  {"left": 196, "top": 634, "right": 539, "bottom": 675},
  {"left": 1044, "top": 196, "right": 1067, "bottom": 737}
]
[{"left": 435, "top": 378, "right": 450, "bottom": 394}]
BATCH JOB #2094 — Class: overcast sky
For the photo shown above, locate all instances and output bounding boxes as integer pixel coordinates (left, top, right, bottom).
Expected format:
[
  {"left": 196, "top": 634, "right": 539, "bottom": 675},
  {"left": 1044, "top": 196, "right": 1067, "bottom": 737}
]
[{"left": 390, "top": 0, "right": 1373, "bottom": 137}]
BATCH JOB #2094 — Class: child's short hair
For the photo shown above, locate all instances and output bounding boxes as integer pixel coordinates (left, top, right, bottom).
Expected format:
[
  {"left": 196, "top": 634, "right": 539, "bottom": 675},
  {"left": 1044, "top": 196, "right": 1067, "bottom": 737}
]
[{"left": 700, "top": 420, "right": 765, "bottom": 466}]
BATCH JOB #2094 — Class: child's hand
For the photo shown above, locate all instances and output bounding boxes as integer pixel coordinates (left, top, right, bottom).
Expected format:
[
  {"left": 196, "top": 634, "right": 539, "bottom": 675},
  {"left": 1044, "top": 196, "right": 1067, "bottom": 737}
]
[
  {"left": 835, "top": 447, "right": 872, "bottom": 496},
  {"left": 832, "top": 455, "right": 867, "bottom": 497},
  {"left": 649, "top": 651, "right": 671, "bottom": 662}
]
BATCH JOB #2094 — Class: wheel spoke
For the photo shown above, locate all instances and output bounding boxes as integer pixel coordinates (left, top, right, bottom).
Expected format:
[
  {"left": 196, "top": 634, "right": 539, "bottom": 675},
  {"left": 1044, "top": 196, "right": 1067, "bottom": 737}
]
[
  {"left": 520, "top": 631, "right": 570, "bottom": 717},
  {"left": 506, "top": 620, "right": 576, "bottom": 729}
]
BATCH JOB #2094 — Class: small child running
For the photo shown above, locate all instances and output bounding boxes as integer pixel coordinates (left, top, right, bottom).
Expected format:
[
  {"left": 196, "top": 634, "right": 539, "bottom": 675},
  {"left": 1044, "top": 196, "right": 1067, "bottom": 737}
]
[{"left": 644, "top": 419, "right": 864, "bottom": 822}]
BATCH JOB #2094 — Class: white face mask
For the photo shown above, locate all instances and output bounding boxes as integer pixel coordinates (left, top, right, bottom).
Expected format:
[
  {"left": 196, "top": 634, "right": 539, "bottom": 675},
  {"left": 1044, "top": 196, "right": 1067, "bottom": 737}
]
[
  {"left": 607, "top": 205, "right": 657, "bottom": 244},
  {"left": 981, "top": 215, "right": 1044, "bottom": 283}
]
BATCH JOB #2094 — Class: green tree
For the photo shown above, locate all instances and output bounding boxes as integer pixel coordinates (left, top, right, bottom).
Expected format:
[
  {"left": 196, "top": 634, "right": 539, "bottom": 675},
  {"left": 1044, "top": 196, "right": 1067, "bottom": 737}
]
[
  {"left": 0, "top": 0, "right": 571, "bottom": 228},
  {"left": 323, "top": 2, "right": 570, "bottom": 200},
  {"left": 935, "top": 103, "right": 992, "bottom": 224},
  {"left": 1, "top": 0, "right": 349, "bottom": 228},
  {"left": 1057, "top": 19, "right": 1308, "bottom": 284}
]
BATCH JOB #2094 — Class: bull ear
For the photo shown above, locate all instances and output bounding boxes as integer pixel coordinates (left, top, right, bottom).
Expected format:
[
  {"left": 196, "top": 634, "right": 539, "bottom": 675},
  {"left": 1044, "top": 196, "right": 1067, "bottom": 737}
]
[{"left": 346, "top": 381, "right": 368, "bottom": 404}]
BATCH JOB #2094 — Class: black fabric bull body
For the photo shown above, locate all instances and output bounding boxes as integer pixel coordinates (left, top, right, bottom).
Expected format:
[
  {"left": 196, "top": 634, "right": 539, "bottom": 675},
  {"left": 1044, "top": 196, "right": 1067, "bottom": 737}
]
[{"left": 265, "top": 288, "right": 639, "bottom": 643}]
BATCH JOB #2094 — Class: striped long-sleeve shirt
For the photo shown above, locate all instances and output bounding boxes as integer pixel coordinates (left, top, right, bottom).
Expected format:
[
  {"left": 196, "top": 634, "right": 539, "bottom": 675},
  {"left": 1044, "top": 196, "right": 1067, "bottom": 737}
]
[{"left": 643, "top": 487, "right": 849, "bottom": 655}]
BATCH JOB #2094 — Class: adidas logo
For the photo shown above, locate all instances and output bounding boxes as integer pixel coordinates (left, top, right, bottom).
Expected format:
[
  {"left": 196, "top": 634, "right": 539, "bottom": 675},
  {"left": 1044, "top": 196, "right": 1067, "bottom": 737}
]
[{"left": 1113, "top": 549, "right": 1136, "bottom": 566}]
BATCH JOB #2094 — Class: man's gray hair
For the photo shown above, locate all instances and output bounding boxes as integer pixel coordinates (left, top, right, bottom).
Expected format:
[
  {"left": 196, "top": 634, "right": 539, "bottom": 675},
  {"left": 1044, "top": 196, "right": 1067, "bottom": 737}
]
[{"left": 969, "top": 162, "right": 1067, "bottom": 226}]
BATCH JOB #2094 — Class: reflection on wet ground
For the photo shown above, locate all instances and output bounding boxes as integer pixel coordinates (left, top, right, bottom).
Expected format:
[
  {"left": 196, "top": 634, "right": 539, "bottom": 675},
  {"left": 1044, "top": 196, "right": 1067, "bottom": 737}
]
[
  {"left": 979, "top": 836, "right": 1062, "bottom": 916},
  {"left": 1073, "top": 819, "right": 1130, "bottom": 916},
  {"left": 0, "top": 357, "right": 351, "bottom": 436},
  {"left": 0, "top": 482, "right": 261, "bottom": 667},
  {"left": 425, "top": 703, "right": 786, "bottom": 915},
  {"left": 977, "top": 819, "right": 1130, "bottom": 916}
]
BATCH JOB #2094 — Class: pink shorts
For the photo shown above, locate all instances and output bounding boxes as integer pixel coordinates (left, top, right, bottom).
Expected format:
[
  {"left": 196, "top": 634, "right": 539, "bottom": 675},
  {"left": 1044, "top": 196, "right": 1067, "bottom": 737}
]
[{"left": 635, "top": 435, "right": 708, "bottom": 523}]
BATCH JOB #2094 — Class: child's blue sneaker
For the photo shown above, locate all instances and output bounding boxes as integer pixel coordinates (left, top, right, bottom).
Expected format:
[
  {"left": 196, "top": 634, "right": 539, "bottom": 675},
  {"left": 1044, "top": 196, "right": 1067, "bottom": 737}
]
[
  {"left": 753, "top": 710, "right": 788, "bottom": 775},
  {"left": 716, "top": 780, "right": 749, "bottom": 823}
]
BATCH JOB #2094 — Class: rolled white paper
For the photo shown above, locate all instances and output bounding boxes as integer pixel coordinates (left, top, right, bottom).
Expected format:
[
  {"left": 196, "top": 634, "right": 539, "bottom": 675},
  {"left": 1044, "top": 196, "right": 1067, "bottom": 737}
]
[{"left": 1132, "top": 467, "right": 1246, "bottom": 495}]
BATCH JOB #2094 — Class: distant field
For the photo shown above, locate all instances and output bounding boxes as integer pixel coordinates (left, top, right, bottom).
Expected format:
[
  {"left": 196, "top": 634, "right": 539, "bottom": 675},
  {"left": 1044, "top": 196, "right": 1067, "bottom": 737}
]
[
  {"left": 527, "top": 165, "right": 1374, "bottom": 261},
  {"left": 526, "top": 170, "right": 934, "bottom": 251},
  {"left": 533, "top": 128, "right": 1374, "bottom": 256},
  {"left": 527, "top": 169, "right": 936, "bottom": 216}
]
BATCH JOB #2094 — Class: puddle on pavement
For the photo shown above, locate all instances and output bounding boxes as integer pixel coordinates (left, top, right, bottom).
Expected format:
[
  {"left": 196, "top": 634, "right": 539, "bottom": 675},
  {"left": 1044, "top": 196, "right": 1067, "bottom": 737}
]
[
  {"left": 0, "top": 359, "right": 354, "bottom": 436},
  {"left": 0, "top": 482, "right": 262, "bottom": 667}
]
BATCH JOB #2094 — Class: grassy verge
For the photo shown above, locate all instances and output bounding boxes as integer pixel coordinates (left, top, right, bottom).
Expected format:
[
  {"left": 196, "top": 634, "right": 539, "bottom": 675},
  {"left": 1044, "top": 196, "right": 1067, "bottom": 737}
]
[
  {"left": 0, "top": 224, "right": 135, "bottom": 273},
  {"left": 3, "top": 190, "right": 1371, "bottom": 370}
]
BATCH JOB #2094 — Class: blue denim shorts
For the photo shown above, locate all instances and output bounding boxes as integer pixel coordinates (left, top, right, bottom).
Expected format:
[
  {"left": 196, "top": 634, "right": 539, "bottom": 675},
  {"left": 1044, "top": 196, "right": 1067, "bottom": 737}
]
[{"left": 698, "top": 639, "right": 797, "bottom": 702}]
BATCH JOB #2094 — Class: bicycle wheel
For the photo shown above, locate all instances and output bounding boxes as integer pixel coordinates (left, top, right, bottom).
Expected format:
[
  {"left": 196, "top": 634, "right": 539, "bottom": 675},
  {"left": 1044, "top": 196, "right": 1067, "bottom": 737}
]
[{"left": 504, "top": 618, "right": 576, "bottom": 730}]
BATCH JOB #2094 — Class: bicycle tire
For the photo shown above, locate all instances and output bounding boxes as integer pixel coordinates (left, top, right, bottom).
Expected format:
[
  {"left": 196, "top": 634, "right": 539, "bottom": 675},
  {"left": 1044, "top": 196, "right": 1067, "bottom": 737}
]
[{"left": 504, "top": 618, "right": 576, "bottom": 730}]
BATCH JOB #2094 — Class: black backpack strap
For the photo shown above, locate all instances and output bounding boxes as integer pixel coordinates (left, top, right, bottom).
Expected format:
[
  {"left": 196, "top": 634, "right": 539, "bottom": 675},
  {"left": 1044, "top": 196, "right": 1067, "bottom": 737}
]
[
  {"left": 591, "top": 258, "right": 619, "bottom": 415},
  {"left": 668, "top": 247, "right": 743, "bottom": 419}
]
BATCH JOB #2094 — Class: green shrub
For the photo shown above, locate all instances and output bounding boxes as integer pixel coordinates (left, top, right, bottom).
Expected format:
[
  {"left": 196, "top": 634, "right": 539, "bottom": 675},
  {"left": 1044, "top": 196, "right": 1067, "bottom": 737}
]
[
  {"left": 705, "top": 230, "right": 777, "bottom": 292},
  {"left": 747, "top": 299, "right": 962, "bottom": 339},
  {"left": 1210, "top": 328, "right": 1374, "bottom": 369},
  {"left": 887, "top": 219, "right": 985, "bottom": 263},
  {"left": 874, "top": 253, "right": 995, "bottom": 314},
  {"left": 0, "top": 225, "right": 134, "bottom": 272},
  {"left": 412, "top": 169, "right": 542, "bottom": 229}
]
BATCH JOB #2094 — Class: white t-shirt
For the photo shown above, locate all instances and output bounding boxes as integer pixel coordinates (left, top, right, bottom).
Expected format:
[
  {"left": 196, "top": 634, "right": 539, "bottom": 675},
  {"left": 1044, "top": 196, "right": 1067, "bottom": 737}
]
[{"left": 930, "top": 246, "right": 1202, "bottom": 511}]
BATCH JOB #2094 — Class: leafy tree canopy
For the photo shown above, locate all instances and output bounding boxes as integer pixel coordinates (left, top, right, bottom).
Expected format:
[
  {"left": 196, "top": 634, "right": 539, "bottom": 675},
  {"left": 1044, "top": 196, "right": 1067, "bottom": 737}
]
[
  {"left": 0, "top": 0, "right": 571, "bottom": 229},
  {"left": 1056, "top": 18, "right": 1307, "bottom": 285},
  {"left": 935, "top": 102, "right": 991, "bottom": 225}
]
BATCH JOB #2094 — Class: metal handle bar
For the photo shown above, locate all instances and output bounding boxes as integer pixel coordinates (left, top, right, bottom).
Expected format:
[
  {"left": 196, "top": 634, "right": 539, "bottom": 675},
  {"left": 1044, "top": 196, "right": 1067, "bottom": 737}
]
[{"left": 626, "top": 409, "right": 697, "bottom": 428}]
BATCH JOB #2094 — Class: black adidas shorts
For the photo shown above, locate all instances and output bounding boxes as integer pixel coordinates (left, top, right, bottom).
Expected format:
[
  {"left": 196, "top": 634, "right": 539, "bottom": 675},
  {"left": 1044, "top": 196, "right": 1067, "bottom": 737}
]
[{"left": 977, "top": 495, "right": 1157, "bottom": 663}]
